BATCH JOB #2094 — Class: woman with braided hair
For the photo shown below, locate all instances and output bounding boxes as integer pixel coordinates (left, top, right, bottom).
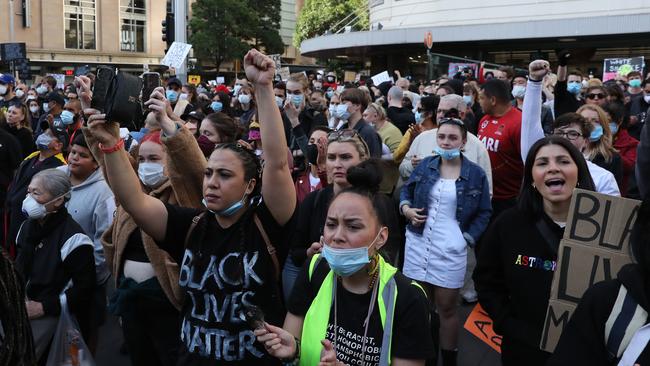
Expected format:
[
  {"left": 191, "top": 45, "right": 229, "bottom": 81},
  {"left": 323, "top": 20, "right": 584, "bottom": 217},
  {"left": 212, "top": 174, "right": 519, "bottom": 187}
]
[
  {"left": 0, "top": 249, "right": 35, "bottom": 366},
  {"left": 85, "top": 49, "right": 296, "bottom": 365}
]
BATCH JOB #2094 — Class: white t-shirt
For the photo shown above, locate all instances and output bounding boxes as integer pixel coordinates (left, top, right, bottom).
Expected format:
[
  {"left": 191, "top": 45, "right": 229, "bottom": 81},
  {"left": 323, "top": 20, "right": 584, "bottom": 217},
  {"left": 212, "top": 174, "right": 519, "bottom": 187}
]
[{"left": 586, "top": 160, "right": 620, "bottom": 196}]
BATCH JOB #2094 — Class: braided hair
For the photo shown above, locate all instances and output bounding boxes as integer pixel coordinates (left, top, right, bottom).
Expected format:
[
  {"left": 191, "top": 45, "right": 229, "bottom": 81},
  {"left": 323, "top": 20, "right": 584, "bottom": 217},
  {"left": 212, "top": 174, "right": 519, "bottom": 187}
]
[{"left": 0, "top": 250, "right": 35, "bottom": 365}]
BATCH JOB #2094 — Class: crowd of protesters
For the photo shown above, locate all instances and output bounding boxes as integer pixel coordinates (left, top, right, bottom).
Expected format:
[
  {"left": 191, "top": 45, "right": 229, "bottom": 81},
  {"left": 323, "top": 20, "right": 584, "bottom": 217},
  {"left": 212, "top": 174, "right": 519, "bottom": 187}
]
[{"left": 1, "top": 48, "right": 650, "bottom": 366}]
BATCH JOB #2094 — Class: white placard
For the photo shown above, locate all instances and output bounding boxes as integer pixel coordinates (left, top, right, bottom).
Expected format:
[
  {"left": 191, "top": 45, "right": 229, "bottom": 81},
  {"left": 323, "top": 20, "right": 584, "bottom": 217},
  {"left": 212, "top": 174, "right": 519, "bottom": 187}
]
[
  {"left": 216, "top": 76, "right": 225, "bottom": 84},
  {"left": 161, "top": 42, "right": 193, "bottom": 69},
  {"left": 278, "top": 67, "right": 291, "bottom": 81},
  {"left": 371, "top": 70, "right": 392, "bottom": 86},
  {"left": 46, "top": 73, "right": 66, "bottom": 89}
]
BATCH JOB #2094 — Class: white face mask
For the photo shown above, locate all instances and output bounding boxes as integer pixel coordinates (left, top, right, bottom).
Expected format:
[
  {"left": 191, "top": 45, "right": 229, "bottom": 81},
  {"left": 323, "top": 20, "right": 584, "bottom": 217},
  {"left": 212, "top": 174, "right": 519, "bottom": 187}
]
[
  {"left": 36, "top": 85, "right": 48, "bottom": 95},
  {"left": 26, "top": 95, "right": 36, "bottom": 101},
  {"left": 238, "top": 94, "right": 251, "bottom": 105},
  {"left": 179, "top": 93, "right": 189, "bottom": 101},
  {"left": 29, "top": 106, "right": 39, "bottom": 114},
  {"left": 138, "top": 162, "right": 166, "bottom": 188},
  {"left": 22, "top": 192, "right": 67, "bottom": 219},
  {"left": 15, "top": 89, "right": 24, "bottom": 98},
  {"left": 43, "top": 103, "right": 50, "bottom": 113},
  {"left": 0, "top": 85, "right": 7, "bottom": 96}
]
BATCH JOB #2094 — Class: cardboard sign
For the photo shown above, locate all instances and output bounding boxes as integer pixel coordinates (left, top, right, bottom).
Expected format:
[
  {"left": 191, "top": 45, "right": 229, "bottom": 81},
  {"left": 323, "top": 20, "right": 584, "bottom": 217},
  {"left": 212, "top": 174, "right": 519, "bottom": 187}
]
[
  {"left": 464, "top": 303, "right": 502, "bottom": 353},
  {"left": 371, "top": 71, "right": 391, "bottom": 86},
  {"left": 344, "top": 71, "right": 357, "bottom": 83},
  {"left": 161, "top": 42, "right": 192, "bottom": 69},
  {"left": 188, "top": 75, "right": 201, "bottom": 85},
  {"left": 540, "top": 190, "right": 640, "bottom": 352},
  {"left": 602, "top": 57, "right": 645, "bottom": 82}
]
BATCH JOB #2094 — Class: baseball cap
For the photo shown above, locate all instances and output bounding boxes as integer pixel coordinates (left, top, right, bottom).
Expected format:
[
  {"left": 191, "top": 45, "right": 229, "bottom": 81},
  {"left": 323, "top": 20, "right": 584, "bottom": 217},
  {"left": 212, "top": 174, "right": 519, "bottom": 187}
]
[
  {"left": 185, "top": 110, "right": 205, "bottom": 123},
  {"left": 0, "top": 74, "right": 15, "bottom": 85},
  {"left": 46, "top": 92, "right": 66, "bottom": 107}
]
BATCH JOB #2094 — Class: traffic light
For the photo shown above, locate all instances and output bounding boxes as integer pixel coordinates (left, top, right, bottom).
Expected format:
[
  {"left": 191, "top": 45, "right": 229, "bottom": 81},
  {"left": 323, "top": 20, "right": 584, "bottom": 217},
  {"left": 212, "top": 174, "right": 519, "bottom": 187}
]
[{"left": 161, "top": 13, "right": 175, "bottom": 52}]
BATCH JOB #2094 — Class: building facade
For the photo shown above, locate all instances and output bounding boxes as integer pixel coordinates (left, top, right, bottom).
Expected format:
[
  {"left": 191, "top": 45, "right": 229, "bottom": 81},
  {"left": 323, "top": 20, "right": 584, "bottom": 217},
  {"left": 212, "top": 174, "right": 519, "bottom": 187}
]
[
  {"left": 0, "top": 0, "right": 166, "bottom": 81},
  {"left": 301, "top": 0, "right": 650, "bottom": 80}
]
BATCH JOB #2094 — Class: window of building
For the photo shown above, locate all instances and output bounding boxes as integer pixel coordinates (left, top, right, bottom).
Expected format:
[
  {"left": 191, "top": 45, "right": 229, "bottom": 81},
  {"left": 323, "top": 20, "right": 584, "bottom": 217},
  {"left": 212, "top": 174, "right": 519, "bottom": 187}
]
[
  {"left": 64, "top": 0, "right": 96, "bottom": 50},
  {"left": 120, "top": 0, "right": 146, "bottom": 52}
]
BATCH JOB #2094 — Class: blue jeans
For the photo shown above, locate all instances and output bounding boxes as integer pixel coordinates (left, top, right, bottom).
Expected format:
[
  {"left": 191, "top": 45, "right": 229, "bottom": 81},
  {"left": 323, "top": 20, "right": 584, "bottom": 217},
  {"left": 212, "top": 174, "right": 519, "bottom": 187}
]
[{"left": 282, "top": 257, "right": 303, "bottom": 304}]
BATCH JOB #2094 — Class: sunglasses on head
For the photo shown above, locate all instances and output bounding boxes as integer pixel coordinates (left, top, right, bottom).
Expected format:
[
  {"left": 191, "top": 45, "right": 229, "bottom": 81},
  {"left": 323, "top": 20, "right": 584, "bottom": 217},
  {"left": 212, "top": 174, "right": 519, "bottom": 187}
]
[{"left": 327, "top": 129, "right": 370, "bottom": 155}]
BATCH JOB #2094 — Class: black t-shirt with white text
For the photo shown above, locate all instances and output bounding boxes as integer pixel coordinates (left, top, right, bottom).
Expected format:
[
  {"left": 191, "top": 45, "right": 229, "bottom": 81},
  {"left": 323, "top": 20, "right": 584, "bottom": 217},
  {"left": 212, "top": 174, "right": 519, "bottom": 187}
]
[
  {"left": 159, "top": 201, "right": 292, "bottom": 366},
  {"left": 288, "top": 259, "right": 434, "bottom": 365}
]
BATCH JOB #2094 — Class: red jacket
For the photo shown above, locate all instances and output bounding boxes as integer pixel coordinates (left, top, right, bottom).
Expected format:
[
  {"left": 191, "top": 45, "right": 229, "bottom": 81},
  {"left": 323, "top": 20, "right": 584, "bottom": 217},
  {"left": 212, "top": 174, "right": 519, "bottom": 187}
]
[
  {"left": 294, "top": 170, "right": 326, "bottom": 204},
  {"left": 614, "top": 129, "right": 639, "bottom": 196}
]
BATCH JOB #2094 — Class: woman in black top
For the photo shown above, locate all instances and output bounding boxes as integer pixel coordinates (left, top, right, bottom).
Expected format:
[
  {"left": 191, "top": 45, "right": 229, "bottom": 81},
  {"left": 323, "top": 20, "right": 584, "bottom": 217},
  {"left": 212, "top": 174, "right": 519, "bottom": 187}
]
[
  {"left": 473, "top": 136, "right": 595, "bottom": 366},
  {"left": 577, "top": 104, "right": 624, "bottom": 185},
  {"left": 4, "top": 104, "right": 35, "bottom": 158},
  {"left": 86, "top": 49, "right": 296, "bottom": 366}
]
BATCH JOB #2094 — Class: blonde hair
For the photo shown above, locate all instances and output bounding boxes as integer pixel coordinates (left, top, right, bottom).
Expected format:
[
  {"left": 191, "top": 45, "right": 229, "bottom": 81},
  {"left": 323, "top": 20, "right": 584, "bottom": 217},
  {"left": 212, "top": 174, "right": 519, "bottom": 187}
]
[
  {"left": 587, "top": 78, "right": 603, "bottom": 88},
  {"left": 365, "top": 103, "right": 386, "bottom": 122},
  {"left": 287, "top": 72, "right": 309, "bottom": 91},
  {"left": 576, "top": 104, "right": 617, "bottom": 163}
]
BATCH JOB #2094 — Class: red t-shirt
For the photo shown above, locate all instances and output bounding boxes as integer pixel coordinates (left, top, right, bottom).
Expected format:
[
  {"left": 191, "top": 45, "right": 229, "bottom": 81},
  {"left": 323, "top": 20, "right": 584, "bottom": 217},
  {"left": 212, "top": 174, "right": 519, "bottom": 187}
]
[{"left": 478, "top": 107, "right": 523, "bottom": 200}]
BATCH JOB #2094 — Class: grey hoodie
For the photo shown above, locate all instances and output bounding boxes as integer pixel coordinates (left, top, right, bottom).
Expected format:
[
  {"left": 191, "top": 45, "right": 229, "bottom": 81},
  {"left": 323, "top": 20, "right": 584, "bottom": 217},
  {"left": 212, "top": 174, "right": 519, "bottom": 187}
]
[{"left": 58, "top": 165, "right": 115, "bottom": 284}]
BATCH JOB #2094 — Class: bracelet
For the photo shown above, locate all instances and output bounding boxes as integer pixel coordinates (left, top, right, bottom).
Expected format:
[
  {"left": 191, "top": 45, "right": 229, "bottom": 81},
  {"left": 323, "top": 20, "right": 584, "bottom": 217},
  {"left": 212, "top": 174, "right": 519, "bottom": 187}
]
[
  {"left": 528, "top": 77, "right": 543, "bottom": 83},
  {"left": 99, "top": 139, "right": 124, "bottom": 154}
]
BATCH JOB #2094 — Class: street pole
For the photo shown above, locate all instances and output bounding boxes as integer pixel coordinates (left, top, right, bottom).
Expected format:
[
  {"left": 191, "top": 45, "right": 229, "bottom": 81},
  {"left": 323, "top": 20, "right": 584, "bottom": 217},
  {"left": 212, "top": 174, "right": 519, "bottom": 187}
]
[
  {"left": 174, "top": 0, "right": 187, "bottom": 83},
  {"left": 9, "top": 0, "right": 15, "bottom": 42}
]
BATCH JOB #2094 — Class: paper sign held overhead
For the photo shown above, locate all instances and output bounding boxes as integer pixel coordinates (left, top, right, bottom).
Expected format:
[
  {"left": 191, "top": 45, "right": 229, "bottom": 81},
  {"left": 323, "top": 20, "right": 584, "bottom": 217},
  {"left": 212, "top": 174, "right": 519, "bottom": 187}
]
[
  {"left": 278, "top": 67, "right": 291, "bottom": 81},
  {"left": 216, "top": 76, "right": 225, "bottom": 84},
  {"left": 540, "top": 189, "right": 640, "bottom": 353},
  {"left": 602, "top": 57, "right": 644, "bottom": 82},
  {"left": 371, "top": 71, "right": 391, "bottom": 86},
  {"left": 161, "top": 42, "right": 193, "bottom": 69}
]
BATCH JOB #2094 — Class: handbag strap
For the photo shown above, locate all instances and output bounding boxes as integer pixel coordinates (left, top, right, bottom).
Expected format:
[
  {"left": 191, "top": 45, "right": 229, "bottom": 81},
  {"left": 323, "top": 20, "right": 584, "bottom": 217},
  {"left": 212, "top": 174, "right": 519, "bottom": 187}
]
[{"left": 253, "top": 214, "right": 280, "bottom": 281}]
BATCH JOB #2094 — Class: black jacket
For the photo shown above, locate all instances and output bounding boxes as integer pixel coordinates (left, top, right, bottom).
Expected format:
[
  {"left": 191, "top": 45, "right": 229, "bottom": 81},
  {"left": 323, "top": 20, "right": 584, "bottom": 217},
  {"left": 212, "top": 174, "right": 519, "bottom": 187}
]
[
  {"left": 15, "top": 208, "right": 96, "bottom": 335},
  {"left": 548, "top": 264, "right": 650, "bottom": 365},
  {"left": 341, "top": 119, "right": 382, "bottom": 158},
  {"left": 387, "top": 106, "right": 415, "bottom": 134},
  {"left": 474, "top": 207, "right": 562, "bottom": 359}
]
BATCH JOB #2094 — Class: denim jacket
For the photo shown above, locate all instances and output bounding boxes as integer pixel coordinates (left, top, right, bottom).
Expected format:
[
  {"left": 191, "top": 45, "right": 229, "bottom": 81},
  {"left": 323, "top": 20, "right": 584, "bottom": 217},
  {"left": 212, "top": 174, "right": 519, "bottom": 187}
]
[{"left": 399, "top": 155, "right": 492, "bottom": 246}]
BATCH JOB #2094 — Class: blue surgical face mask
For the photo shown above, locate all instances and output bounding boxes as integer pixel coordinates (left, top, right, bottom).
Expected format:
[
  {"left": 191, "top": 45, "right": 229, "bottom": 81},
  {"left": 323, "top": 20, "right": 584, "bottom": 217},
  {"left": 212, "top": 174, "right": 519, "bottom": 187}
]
[
  {"left": 463, "top": 95, "right": 473, "bottom": 105},
  {"left": 166, "top": 90, "right": 179, "bottom": 103},
  {"left": 414, "top": 111, "right": 423, "bottom": 124},
  {"left": 211, "top": 101, "right": 223, "bottom": 112},
  {"left": 629, "top": 79, "right": 642, "bottom": 88},
  {"left": 207, "top": 181, "right": 252, "bottom": 217},
  {"left": 326, "top": 90, "right": 334, "bottom": 98},
  {"left": 36, "top": 132, "right": 53, "bottom": 151},
  {"left": 567, "top": 82, "right": 582, "bottom": 95},
  {"left": 60, "top": 110, "right": 75, "bottom": 125},
  {"left": 589, "top": 124, "right": 604, "bottom": 142},
  {"left": 335, "top": 104, "right": 350, "bottom": 120},
  {"left": 321, "top": 228, "right": 384, "bottom": 277},
  {"left": 275, "top": 96, "right": 284, "bottom": 108},
  {"left": 238, "top": 94, "right": 251, "bottom": 105},
  {"left": 434, "top": 146, "right": 461, "bottom": 160},
  {"left": 609, "top": 122, "right": 619, "bottom": 135},
  {"left": 291, "top": 94, "right": 304, "bottom": 108}
]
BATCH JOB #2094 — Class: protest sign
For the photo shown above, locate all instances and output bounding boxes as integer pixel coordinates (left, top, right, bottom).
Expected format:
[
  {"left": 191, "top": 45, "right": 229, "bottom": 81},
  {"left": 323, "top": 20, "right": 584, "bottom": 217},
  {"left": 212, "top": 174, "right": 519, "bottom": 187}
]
[
  {"left": 540, "top": 189, "right": 640, "bottom": 352},
  {"left": 46, "top": 73, "right": 65, "bottom": 89},
  {"left": 161, "top": 42, "right": 192, "bottom": 69},
  {"left": 278, "top": 67, "right": 291, "bottom": 81},
  {"left": 216, "top": 76, "right": 225, "bottom": 84},
  {"left": 464, "top": 303, "right": 502, "bottom": 353},
  {"left": 188, "top": 75, "right": 201, "bottom": 85},
  {"left": 344, "top": 71, "right": 357, "bottom": 83},
  {"left": 602, "top": 57, "right": 645, "bottom": 82},
  {"left": 371, "top": 71, "right": 391, "bottom": 86},
  {"left": 448, "top": 63, "right": 478, "bottom": 78},
  {"left": 269, "top": 54, "right": 282, "bottom": 73}
]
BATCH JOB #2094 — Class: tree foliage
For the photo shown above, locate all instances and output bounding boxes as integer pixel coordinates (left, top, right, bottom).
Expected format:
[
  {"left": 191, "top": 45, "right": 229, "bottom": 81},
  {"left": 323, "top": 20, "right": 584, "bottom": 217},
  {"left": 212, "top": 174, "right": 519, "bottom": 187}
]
[
  {"left": 189, "top": 0, "right": 284, "bottom": 71},
  {"left": 293, "top": 0, "right": 369, "bottom": 48}
]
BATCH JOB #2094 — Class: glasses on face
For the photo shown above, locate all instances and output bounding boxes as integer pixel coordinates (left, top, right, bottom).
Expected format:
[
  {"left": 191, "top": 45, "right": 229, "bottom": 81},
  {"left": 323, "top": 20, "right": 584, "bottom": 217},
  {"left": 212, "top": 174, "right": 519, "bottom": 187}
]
[
  {"left": 586, "top": 93, "right": 606, "bottom": 100},
  {"left": 553, "top": 130, "right": 582, "bottom": 140}
]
